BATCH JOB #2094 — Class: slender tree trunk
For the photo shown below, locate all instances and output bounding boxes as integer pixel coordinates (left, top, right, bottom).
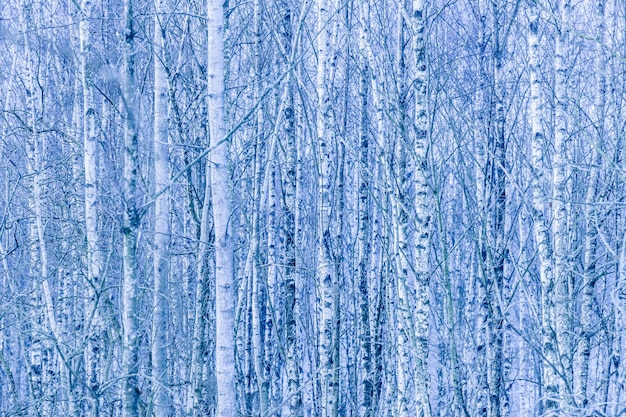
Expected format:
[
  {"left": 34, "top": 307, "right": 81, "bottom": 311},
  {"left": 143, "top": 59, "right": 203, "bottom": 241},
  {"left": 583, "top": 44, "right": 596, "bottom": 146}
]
[
  {"left": 79, "top": 0, "right": 104, "bottom": 413},
  {"left": 281, "top": 2, "right": 301, "bottom": 415},
  {"left": 207, "top": 0, "right": 236, "bottom": 415},
  {"left": 527, "top": 3, "right": 560, "bottom": 414},
  {"left": 394, "top": 6, "right": 413, "bottom": 415},
  {"left": 121, "top": 0, "right": 141, "bottom": 415},
  {"left": 190, "top": 173, "right": 214, "bottom": 416},
  {"left": 21, "top": 2, "right": 65, "bottom": 415},
  {"left": 577, "top": 1, "right": 605, "bottom": 413},
  {"left": 152, "top": 0, "right": 172, "bottom": 414},
  {"left": 357, "top": 2, "right": 373, "bottom": 416},
  {"left": 552, "top": 0, "right": 574, "bottom": 411},
  {"left": 410, "top": 1, "right": 432, "bottom": 416},
  {"left": 316, "top": 0, "right": 338, "bottom": 415},
  {"left": 486, "top": 3, "right": 507, "bottom": 416}
]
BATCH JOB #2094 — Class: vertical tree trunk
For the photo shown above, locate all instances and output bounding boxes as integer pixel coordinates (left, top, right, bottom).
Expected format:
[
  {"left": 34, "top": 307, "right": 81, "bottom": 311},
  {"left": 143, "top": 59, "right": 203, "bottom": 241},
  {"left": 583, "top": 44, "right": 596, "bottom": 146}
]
[
  {"left": 21, "top": 2, "right": 64, "bottom": 415},
  {"left": 316, "top": 0, "right": 338, "bottom": 415},
  {"left": 527, "top": 2, "right": 560, "bottom": 414},
  {"left": 249, "top": 0, "right": 267, "bottom": 411},
  {"left": 577, "top": 2, "right": 605, "bottom": 414},
  {"left": 281, "top": 2, "right": 301, "bottom": 415},
  {"left": 121, "top": 0, "right": 141, "bottom": 415},
  {"left": 152, "top": 0, "right": 171, "bottom": 414},
  {"left": 79, "top": 0, "right": 105, "bottom": 412},
  {"left": 190, "top": 174, "right": 214, "bottom": 417},
  {"left": 357, "top": 2, "right": 373, "bottom": 416},
  {"left": 486, "top": 3, "right": 507, "bottom": 416},
  {"left": 206, "top": 0, "right": 236, "bottom": 415},
  {"left": 394, "top": 5, "right": 413, "bottom": 415},
  {"left": 552, "top": 0, "right": 574, "bottom": 411},
  {"left": 410, "top": 1, "right": 432, "bottom": 416}
]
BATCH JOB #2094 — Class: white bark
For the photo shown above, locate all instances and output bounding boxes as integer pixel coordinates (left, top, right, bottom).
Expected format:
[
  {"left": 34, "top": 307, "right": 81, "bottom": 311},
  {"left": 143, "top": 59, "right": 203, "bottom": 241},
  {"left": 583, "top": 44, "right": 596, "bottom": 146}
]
[
  {"left": 281, "top": 2, "right": 301, "bottom": 415},
  {"left": 527, "top": 2, "right": 560, "bottom": 413},
  {"left": 190, "top": 173, "right": 214, "bottom": 416},
  {"left": 410, "top": 1, "right": 432, "bottom": 416},
  {"left": 207, "top": 0, "right": 236, "bottom": 415},
  {"left": 552, "top": 0, "right": 574, "bottom": 410},
  {"left": 152, "top": 0, "right": 172, "bottom": 414},
  {"left": 358, "top": 3, "right": 373, "bottom": 416},
  {"left": 316, "top": 0, "right": 338, "bottom": 415},
  {"left": 21, "top": 3, "right": 65, "bottom": 415},
  {"left": 79, "top": 0, "right": 105, "bottom": 411},
  {"left": 121, "top": 0, "right": 141, "bottom": 415},
  {"left": 577, "top": 2, "right": 606, "bottom": 414}
]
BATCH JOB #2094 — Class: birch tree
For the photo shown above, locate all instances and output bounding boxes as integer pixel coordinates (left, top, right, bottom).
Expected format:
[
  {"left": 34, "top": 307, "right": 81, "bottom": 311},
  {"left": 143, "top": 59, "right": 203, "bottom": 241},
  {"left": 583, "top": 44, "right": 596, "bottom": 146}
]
[
  {"left": 207, "top": 0, "right": 236, "bottom": 416},
  {"left": 527, "top": 1, "right": 560, "bottom": 413},
  {"left": 152, "top": 0, "right": 171, "bottom": 414},
  {"left": 316, "top": 0, "right": 338, "bottom": 415},
  {"left": 121, "top": 0, "right": 141, "bottom": 414},
  {"left": 410, "top": 1, "right": 432, "bottom": 415},
  {"left": 79, "top": 0, "right": 106, "bottom": 412}
]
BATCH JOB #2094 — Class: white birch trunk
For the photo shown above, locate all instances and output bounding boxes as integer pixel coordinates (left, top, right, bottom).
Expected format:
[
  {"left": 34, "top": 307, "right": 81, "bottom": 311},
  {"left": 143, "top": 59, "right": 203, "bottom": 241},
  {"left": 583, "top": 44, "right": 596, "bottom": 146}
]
[
  {"left": 316, "top": 0, "right": 338, "bottom": 415},
  {"left": 393, "top": 7, "right": 414, "bottom": 416},
  {"left": 280, "top": 3, "right": 301, "bottom": 415},
  {"left": 577, "top": 2, "right": 605, "bottom": 413},
  {"left": 189, "top": 173, "right": 214, "bottom": 416},
  {"left": 615, "top": 230, "right": 626, "bottom": 410},
  {"left": 152, "top": 0, "right": 172, "bottom": 414},
  {"left": 410, "top": 1, "right": 432, "bottom": 416},
  {"left": 207, "top": 0, "right": 236, "bottom": 415},
  {"left": 358, "top": 3, "right": 373, "bottom": 416},
  {"left": 121, "top": 0, "right": 141, "bottom": 415},
  {"left": 21, "top": 3, "right": 64, "bottom": 415},
  {"left": 487, "top": 4, "right": 507, "bottom": 416},
  {"left": 527, "top": 3, "right": 560, "bottom": 413},
  {"left": 250, "top": 0, "right": 267, "bottom": 411},
  {"left": 552, "top": 0, "right": 574, "bottom": 406},
  {"left": 79, "top": 1, "right": 105, "bottom": 412},
  {"left": 552, "top": 0, "right": 574, "bottom": 410}
]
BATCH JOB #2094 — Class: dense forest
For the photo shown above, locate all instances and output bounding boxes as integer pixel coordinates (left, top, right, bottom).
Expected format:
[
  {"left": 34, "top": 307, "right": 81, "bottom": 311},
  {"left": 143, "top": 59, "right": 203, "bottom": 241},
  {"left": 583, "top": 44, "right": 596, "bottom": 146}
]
[{"left": 0, "top": 0, "right": 625, "bottom": 416}]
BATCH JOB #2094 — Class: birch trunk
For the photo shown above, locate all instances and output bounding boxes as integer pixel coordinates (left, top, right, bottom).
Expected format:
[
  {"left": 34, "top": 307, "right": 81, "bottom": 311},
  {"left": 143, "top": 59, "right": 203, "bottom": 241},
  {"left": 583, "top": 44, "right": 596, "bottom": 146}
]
[
  {"left": 487, "top": 3, "right": 507, "bottom": 415},
  {"left": 250, "top": 0, "right": 267, "bottom": 411},
  {"left": 121, "top": 0, "right": 141, "bottom": 415},
  {"left": 577, "top": 1, "right": 605, "bottom": 413},
  {"left": 316, "top": 0, "right": 338, "bottom": 415},
  {"left": 190, "top": 174, "right": 214, "bottom": 416},
  {"left": 281, "top": 2, "right": 301, "bottom": 415},
  {"left": 152, "top": 0, "right": 172, "bottom": 414},
  {"left": 615, "top": 230, "right": 626, "bottom": 409},
  {"left": 207, "top": 0, "right": 236, "bottom": 415},
  {"left": 410, "top": 1, "right": 432, "bottom": 415},
  {"left": 79, "top": 0, "right": 106, "bottom": 412},
  {"left": 552, "top": 0, "right": 574, "bottom": 410},
  {"left": 474, "top": 2, "right": 489, "bottom": 414},
  {"left": 394, "top": 6, "right": 412, "bottom": 415},
  {"left": 527, "top": 2, "right": 560, "bottom": 413},
  {"left": 358, "top": 2, "right": 373, "bottom": 416},
  {"left": 21, "top": 2, "right": 65, "bottom": 414}
]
